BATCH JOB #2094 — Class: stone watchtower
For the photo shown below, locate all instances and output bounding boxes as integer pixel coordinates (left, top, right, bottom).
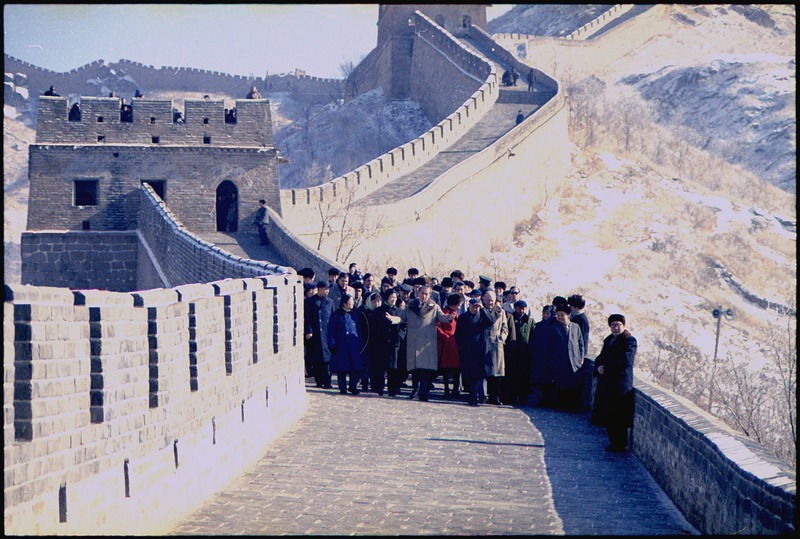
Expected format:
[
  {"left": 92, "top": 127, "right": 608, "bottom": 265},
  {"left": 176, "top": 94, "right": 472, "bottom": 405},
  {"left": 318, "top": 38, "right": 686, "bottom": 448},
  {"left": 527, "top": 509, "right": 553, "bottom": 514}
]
[
  {"left": 376, "top": 4, "right": 487, "bottom": 99},
  {"left": 27, "top": 95, "right": 281, "bottom": 235}
]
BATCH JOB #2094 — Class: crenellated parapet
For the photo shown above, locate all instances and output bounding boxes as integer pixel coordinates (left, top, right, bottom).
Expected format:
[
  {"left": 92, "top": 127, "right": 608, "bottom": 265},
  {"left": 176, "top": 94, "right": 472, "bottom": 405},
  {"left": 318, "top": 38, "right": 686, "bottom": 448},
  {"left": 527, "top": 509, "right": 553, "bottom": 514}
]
[
  {"left": 36, "top": 96, "right": 274, "bottom": 148},
  {"left": 4, "top": 270, "right": 305, "bottom": 534}
]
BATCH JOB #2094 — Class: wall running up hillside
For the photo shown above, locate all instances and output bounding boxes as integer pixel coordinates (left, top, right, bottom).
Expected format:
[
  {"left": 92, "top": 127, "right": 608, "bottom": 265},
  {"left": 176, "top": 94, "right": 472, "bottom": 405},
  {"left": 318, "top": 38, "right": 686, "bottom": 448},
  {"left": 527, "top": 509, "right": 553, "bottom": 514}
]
[
  {"left": 3, "top": 54, "right": 343, "bottom": 106},
  {"left": 279, "top": 10, "right": 499, "bottom": 235}
]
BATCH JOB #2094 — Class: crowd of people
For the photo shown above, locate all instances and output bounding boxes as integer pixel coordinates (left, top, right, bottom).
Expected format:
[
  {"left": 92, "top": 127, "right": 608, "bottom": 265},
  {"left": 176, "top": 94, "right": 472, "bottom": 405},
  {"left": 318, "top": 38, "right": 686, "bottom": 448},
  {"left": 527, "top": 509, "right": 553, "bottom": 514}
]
[{"left": 302, "top": 263, "right": 637, "bottom": 453}]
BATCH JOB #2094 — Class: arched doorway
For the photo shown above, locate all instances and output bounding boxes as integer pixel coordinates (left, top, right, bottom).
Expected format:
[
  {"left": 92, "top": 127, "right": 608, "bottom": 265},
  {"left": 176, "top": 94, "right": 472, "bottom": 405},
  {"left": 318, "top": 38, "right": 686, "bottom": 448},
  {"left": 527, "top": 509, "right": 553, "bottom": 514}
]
[{"left": 216, "top": 180, "right": 238, "bottom": 232}]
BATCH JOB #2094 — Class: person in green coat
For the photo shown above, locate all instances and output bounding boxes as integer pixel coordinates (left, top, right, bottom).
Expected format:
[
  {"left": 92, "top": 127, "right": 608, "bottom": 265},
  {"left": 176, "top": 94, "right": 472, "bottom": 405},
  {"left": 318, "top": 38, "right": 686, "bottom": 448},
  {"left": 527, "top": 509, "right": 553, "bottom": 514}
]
[{"left": 502, "top": 300, "right": 535, "bottom": 405}]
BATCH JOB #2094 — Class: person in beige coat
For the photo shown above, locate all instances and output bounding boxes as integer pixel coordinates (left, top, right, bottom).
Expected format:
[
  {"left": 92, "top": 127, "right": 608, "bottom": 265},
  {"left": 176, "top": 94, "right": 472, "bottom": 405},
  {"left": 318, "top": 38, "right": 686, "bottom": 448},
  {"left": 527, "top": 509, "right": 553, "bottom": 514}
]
[
  {"left": 402, "top": 285, "right": 454, "bottom": 401},
  {"left": 482, "top": 290, "right": 510, "bottom": 405}
]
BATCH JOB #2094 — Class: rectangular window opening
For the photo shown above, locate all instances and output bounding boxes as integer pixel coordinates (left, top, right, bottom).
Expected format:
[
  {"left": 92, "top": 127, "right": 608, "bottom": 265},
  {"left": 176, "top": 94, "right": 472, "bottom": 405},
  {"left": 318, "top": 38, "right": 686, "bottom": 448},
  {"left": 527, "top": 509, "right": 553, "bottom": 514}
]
[
  {"left": 151, "top": 136, "right": 160, "bottom": 144},
  {"left": 203, "top": 136, "right": 211, "bottom": 144},
  {"left": 74, "top": 180, "right": 99, "bottom": 206}
]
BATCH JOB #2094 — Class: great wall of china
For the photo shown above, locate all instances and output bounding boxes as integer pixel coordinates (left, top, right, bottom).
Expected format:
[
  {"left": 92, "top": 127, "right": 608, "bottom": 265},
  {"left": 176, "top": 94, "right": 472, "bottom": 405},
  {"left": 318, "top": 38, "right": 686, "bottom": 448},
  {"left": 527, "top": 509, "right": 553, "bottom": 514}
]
[{"left": 4, "top": 5, "right": 794, "bottom": 534}]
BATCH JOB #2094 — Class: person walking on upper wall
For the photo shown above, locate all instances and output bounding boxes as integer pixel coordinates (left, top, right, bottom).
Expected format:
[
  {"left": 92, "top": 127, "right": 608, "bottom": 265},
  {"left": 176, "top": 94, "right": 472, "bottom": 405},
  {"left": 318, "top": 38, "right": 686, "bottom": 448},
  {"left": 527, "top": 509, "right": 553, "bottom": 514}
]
[
  {"left": 591, "top": 314, "right": 637, "bottom": 452},
  {"left": 527, "top": 67, "right": 536, "bottom": 92}
]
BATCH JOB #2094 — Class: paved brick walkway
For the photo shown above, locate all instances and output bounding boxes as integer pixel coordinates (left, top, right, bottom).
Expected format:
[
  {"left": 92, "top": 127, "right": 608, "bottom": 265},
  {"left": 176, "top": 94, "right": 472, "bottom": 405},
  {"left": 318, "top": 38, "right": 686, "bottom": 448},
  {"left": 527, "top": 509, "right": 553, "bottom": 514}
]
[{"left": 169, "top": 381, "right": 697, "bottom": 535}]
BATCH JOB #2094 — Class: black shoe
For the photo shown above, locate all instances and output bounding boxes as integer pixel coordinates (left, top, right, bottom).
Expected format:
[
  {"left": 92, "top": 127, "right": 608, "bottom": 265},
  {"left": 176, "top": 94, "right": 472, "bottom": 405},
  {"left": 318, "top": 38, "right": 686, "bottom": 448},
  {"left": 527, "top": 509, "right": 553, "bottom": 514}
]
[
  {"left": 419, "top": 396, "right": 429, "bottom": 402},
  {"left": 468, "top": 401, "right": 479, "bottom": 407},
  {"left": 377, "top": 390, "right": 384, "bottom": 396},
  {"left": 478, "top": 396, "right": 487, "bottom": 404},
  {"left": 323, "top": 384, "right": 333, "bottom": 389},
  {"left": 349, "top": 388, "right": 360, "bottom": 395},
  {"left": 339, "top": 389, "right": 347, "bottom": 395}
]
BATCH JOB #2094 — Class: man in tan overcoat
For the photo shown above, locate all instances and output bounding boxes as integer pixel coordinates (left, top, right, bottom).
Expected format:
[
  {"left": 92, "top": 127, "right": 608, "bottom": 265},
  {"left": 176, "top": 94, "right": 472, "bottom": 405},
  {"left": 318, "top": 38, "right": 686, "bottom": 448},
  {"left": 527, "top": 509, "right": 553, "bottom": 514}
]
[
  {"left": 482, "top": 290, "right": 509, "bottom": 405},
  {"left": 402, "top": 285, "right": 453, "bottom": 401}
]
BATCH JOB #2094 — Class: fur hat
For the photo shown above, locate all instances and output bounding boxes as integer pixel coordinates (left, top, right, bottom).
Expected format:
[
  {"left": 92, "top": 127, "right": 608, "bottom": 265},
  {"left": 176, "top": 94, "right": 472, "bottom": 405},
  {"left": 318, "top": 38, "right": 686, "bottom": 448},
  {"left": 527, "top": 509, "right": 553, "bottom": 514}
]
[
  {"left": 555, "top": 303, "right": 571, "bottom": 315},
  {"left": 608, "top": 313, "right": 626, "bottom": 326}
]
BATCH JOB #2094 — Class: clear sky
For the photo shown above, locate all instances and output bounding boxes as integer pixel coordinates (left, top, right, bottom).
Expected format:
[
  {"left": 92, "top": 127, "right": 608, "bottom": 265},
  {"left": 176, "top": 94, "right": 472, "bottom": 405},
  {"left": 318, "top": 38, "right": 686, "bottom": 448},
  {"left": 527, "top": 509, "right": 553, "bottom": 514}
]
[{"left": 3, "top": 4, "right": 514, "bottom": 79}]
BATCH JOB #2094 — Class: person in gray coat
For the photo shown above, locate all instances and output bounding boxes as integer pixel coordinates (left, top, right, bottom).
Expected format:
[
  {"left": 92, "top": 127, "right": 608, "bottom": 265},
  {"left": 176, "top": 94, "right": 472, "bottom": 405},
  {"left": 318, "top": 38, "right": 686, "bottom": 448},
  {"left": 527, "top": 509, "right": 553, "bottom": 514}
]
[{"left": 551, "top": 303, "right": 585, "bottom": 410}]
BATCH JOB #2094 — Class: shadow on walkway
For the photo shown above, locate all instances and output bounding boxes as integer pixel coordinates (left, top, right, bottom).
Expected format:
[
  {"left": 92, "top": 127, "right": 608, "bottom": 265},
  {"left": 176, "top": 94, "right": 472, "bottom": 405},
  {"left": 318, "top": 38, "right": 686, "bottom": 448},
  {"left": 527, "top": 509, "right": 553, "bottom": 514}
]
[{"left": 520, "top": 405, "right": 698, "bottom": 535}]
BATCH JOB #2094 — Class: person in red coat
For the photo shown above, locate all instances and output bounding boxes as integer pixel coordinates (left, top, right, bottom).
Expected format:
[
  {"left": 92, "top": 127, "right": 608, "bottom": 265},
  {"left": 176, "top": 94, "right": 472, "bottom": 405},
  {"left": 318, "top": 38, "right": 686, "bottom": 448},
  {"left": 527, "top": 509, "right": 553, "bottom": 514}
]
[{"left": 437, "top": 293, "right": 463, "bottom": 399}]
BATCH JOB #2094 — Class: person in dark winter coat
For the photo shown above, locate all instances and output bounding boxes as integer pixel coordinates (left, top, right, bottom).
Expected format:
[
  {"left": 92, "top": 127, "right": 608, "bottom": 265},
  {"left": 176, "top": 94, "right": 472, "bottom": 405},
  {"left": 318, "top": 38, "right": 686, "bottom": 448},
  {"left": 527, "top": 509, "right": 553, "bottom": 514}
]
[
  {"left": 368, "top": 289, "right": 404, "bottom": 396},
  {"left": 456, "top": 298, "right": 493, "bottom": 406},
  {"left": 591, "top": 314, "right": 637, "bottom": 452},
  {"left": 327, "top": 294, "right": 363, "bottom": 395},
  {"left": 502, "top": 300, "right": 534, "bottom": 405},
  {"left": 354, "top": 291, "right": 377, "bottom": 391},
  {"left": 550, "top": 303, "right": 585, "bottom": 411},
  {"left": 529, "top": 304, "right": 556, "bottom": 405},
  {"left": 304, "top": 281, "right": 334, "bottom": 388}
]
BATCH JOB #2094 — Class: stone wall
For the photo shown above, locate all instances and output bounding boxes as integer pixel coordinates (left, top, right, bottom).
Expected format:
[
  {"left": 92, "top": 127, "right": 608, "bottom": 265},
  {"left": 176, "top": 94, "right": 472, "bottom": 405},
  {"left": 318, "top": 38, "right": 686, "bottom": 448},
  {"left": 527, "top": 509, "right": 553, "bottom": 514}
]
[
  {"left": 263, "top": 206, "right": 345, "bottom": 282},
  {"left": 36, "top": 96, "right": 274, "bottom": 147},
  {"left": 633, "top": 377, "right": 796, "bottom": 535},
  {"left": 137, "top": 183, "right": 292, "bottom": 288},
  {"left": 3, "top": 273, "right": 305, "bottom": 534},
  {"left": 21, "top": 184, "right": 292, "bottom": 293},
  {"left": 410, "top": 11, "right": 492, "bottom": 123},
  {"left": 20, "top": 231, "right": 140, "bottom": 292},
  {"left": 3, "top": 55, "right": 343, "bottom": 106},
  {"left": 26, "top": 142, "right": 281, "bottom": 234},
  {"left": 279, "top": 12, "right": 499, "bottom": 235},
  {"left": 321, "top": 93, "right": 570, "bottom": 270}
]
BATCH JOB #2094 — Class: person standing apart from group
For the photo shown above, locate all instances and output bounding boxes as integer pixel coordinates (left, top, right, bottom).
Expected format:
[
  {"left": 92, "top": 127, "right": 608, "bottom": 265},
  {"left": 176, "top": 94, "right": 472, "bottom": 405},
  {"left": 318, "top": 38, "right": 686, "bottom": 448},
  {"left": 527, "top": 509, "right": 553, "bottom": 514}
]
[{"left": 592, "top": 314, "right": 637, "bottom": 452}]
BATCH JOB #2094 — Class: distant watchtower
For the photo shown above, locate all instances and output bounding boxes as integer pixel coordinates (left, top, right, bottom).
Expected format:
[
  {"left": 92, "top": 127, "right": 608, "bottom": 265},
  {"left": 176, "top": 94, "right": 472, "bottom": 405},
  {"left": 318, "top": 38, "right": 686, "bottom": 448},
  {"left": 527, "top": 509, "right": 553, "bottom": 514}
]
[
  {"left": 376, "top": 4, "right": 487, "bottom": 99},
  {"left": 27, "top": 95, "right": 281, "bottom": 234}
]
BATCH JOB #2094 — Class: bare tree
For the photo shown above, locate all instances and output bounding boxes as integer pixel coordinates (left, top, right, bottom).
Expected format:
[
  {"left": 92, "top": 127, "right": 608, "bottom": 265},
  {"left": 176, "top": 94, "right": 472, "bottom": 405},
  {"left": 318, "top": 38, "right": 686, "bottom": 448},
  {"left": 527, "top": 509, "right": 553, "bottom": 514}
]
[
  {"left": 340, "top": 56, "right": 365, "bottom": 99},
  {"left": 302, "top": 162, "right": 336, "bottom": 250},
  {"left": 762, "top": 301, "right": 797, "bottom": 462}
]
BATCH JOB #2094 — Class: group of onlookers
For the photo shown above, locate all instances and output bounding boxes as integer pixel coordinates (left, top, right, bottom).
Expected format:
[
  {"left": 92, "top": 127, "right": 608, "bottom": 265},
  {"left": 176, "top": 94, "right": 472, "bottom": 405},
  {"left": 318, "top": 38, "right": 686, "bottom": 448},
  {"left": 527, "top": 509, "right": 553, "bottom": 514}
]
[{"left": 302, "top": 263, "right": 638, "bottom": 452}]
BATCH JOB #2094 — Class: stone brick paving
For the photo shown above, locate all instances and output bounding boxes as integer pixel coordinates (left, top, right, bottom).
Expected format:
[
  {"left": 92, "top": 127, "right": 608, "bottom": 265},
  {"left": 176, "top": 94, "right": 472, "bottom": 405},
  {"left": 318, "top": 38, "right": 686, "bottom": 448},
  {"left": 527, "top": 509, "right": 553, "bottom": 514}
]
[{"left": 169, "top": 381, "right": 697, "bottom": 535}]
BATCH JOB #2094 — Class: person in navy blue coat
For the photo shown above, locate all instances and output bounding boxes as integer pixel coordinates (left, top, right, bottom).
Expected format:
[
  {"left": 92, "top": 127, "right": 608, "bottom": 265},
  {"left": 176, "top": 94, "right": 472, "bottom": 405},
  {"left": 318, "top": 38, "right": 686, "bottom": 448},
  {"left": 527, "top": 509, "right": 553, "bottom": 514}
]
[
  {"left": 327, "top": 294, "right": 364, "bottom": 395},
  {"left": 591, "top": 314, "right": 638, "bottom": 452},
  {"left": 304, "top": 281, "right": 334, "bottom": 388}
]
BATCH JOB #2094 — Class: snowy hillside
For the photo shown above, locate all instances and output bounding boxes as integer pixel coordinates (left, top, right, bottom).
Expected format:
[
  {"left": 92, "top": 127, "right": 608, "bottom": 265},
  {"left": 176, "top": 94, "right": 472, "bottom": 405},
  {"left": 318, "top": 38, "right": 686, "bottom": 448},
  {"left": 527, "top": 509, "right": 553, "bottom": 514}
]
[
  {"left": 271, "top": 89, "right": 431, "bottom": 188},
  {"left": 487, "top": 4, "right": 614, "bottom": 36}
]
